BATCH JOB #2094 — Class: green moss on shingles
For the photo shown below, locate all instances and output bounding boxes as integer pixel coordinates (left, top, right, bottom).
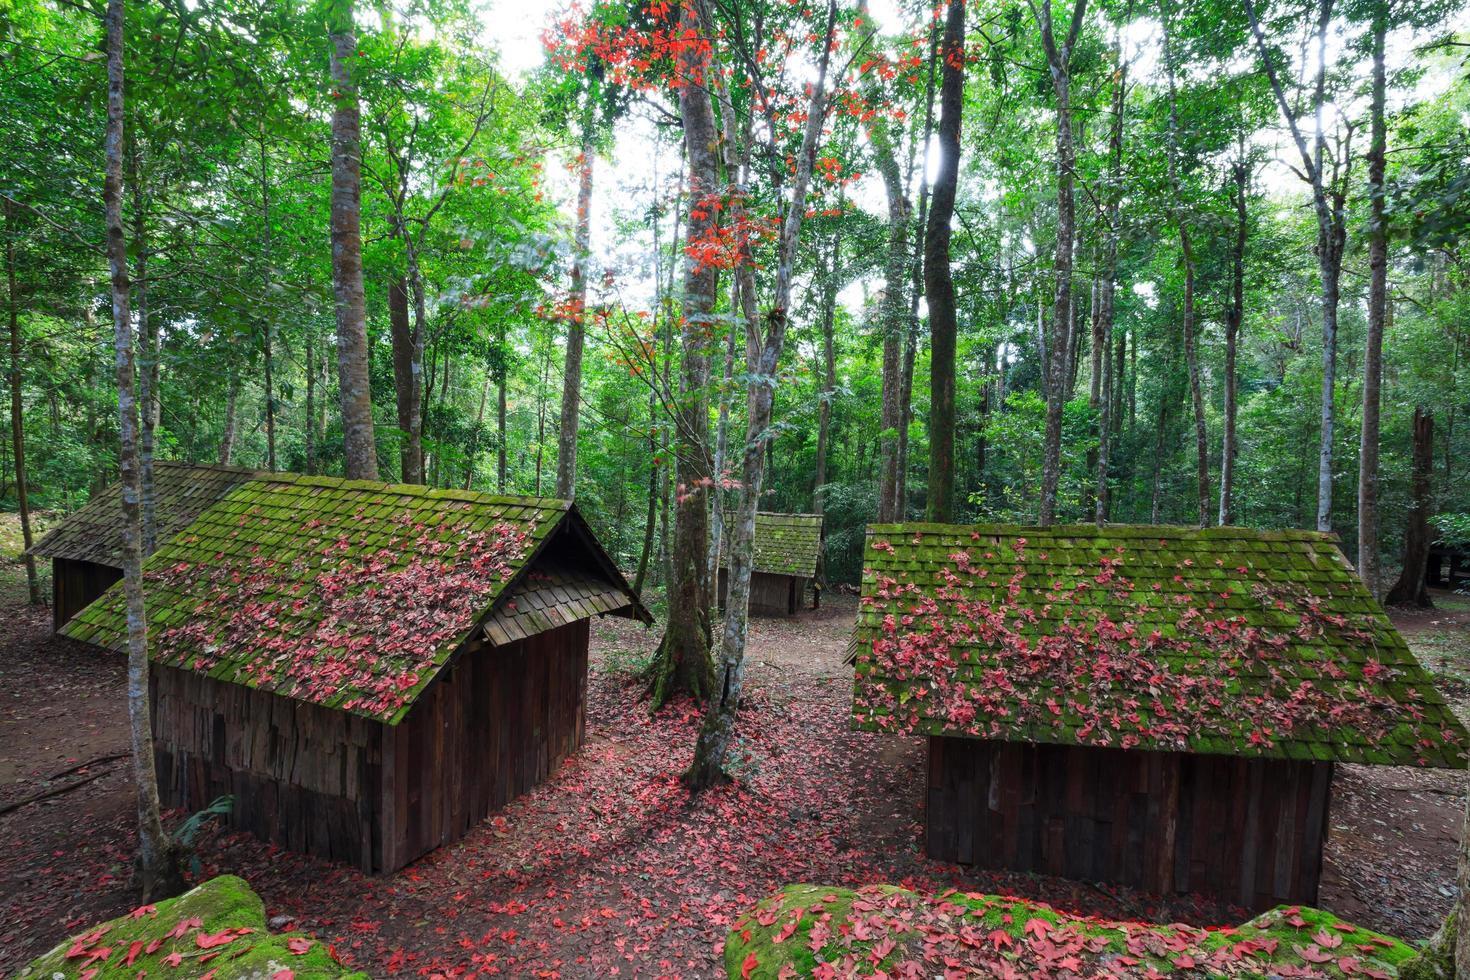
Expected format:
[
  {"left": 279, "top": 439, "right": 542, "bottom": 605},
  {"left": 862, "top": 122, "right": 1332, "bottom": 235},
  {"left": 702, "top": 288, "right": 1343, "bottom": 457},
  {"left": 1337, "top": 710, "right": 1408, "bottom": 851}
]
[
  {"left": 726, "top": 884, "right": 1418, "bottom": 979},
  {"left": 19, "top": 875, "right": 366, "bottom": 979},
  {"left": 849, "top": 523, "right": 1468, "bottom": 767}
]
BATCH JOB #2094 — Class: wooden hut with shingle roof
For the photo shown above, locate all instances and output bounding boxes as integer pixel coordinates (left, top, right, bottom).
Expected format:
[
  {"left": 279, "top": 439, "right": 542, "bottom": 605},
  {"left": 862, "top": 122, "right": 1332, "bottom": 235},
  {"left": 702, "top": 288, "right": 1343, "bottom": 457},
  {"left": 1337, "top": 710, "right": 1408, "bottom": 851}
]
[
  {"left": 27, "top": 461, "right": 261, "bottom": 630},
  {"left": 850, "top": 522, "right": 1468, "bottom": 911},
  {"left": 718, "top": 511, "right": 824, "bottom": 616},
  {"left": 62, "top": 473, "right": 649, "bottom": 872}
]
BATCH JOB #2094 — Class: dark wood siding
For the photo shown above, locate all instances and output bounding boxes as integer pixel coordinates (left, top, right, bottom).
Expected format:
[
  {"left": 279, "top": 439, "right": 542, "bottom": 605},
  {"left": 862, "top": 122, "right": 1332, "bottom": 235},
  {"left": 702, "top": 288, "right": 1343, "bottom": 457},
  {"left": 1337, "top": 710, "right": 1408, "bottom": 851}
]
[
  {"left": 379, "top": 619, "right": 589, "bottom": 871},
  {"left": 51, "top": 557, "right": 123, "bottom": 631},
  {"left": 717, "top": 569, "right": 807, "bottom": 617},
  {"left": 150, "top": 666, "right": 384, "bottom": 872},
  {"left": 151, "top": 618, "right": 591, "bottom": 874},
  {"left": 926, "top": 736, "right": 1333, "bottom": 911}
]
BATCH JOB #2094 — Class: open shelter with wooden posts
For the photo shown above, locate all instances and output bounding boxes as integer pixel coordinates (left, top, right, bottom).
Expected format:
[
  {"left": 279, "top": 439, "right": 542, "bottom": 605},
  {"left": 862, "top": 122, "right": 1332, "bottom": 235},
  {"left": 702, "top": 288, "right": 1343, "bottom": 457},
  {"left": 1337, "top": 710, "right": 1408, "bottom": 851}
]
[
  {"left": 27, "top": 461, "right": 261, "bottom": 630},
  {"left": 717, "top": 511, "right": 824, "bottom": 616},
  {"left": 61, "top": 473, "right": 649, "bottom": 873},
  {"left": 850, "top": 523, "right": 1468, "bottom": 912}
]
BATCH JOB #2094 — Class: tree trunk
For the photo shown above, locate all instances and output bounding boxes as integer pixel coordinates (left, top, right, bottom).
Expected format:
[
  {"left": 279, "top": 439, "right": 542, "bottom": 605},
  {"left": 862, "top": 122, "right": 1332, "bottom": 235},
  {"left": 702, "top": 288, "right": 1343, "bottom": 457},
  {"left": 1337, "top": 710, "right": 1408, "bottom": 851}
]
[
  {"left": 647, "top": 0, "right": 720, "bottom": 710},
  {"left": 4, "top": 200, "right": 40, "bottom": 603},
  {"left": 857, "top": 0, "right": 911, "bottom": 525},
  {"left": 556, "top": 104, "right": 596, "bottom": 501},
  {"left": 497, "top": 361, "right": 507, "bottom": 492},
  {"left": 1035, "top": 0, "right": 1089, "bottom": 526},
  {"left": 388, "top": 276, "right": 416, "bottom": 480},
  {"left": 1162, "top": 5, "right": 1208, "bottom": 526},
  {"left": 104, "top": 0, "right": 182, "bottom": 900},
  {"left": 1358, "top": 6, "right": 1387, "bottom": 595},
  {"left": 1220, "top": 152, "right": 1247, "bottom": 526},
  {"left": 923, "top": 0, "right": 964, "bottom": 525},
  {"left": 255, "top": 135, "right": 277, "bottom": 477},
  {"left": 1094, "top": 39, "right": 1125, "bottom": 525},
  {"left": 303, "top": 329, "right": 316, "bottom": 475},
  {"left": 686, "top": 0, "right": 836, "bottom": 789},
  {"left": 1385, "top": 407, "right": 1433, "bottom": 608},
  {"left": 813, "top": 226, "right": 840, "bottom": 591},
  {"left": 632, "top": 381, "right": 659, "bottom": 599},
  {"left": 1245, "top": 0, "right": 1343, "bottom": 533},
  {"left": 898, "top": 21, "right": 938, "bottom": 520},
  {"left": 328, "top": 0, "right": 377, "bottom": 481},
  {"left": 219, "top": 367, "right": 239, "bottom": 467}
]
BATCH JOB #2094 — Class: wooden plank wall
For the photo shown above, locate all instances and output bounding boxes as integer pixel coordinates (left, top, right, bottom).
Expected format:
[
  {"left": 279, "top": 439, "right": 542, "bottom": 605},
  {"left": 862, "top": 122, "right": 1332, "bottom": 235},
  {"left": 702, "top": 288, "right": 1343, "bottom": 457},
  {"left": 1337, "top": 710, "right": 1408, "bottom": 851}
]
[
  {"left": 52, "top": 557, "right": 123, "bottom": 631},
  {"left": 379, "top": 619, "right": 589, "bottom": 872},
  {"left": 721, "top": 570, "right": 806, "bottom": 617},
  {"left": 150, "top": 666, "right": 383, "bottom": 872},
  {"left": 926, "top": 736, "right": 1334, "bottom": 911}
]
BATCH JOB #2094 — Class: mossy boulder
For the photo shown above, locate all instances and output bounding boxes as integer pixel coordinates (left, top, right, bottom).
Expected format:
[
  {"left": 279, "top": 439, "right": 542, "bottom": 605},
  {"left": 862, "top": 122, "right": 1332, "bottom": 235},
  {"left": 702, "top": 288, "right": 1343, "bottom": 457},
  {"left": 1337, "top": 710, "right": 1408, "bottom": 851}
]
[
  {"left": 18, "top": 875, "right": 365, "bottom": 979},
  {"left": 726, "top": 884, "right": 1420, "bottom": 978}
]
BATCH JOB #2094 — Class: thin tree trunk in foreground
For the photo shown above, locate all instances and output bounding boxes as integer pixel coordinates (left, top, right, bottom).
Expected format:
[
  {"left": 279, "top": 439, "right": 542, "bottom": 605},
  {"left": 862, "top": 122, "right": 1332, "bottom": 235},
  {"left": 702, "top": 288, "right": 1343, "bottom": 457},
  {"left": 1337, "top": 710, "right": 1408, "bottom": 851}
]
[
  {"left": 104, "top": 0, "right": 182, "bottom": 900},
  {"left": 685, "top": 0, "right": 837, "bottom": 791},
  {"left": 1358, "top": 6, "right": 1388, "bottom": 595},
  {"left": 556, "top": 102, "right": 596, "bottom": 501},
  {"left": 924, "top": 0, "right": 965, "bottom": 524},
  {"left": 5, "top": 201, "right": 40, "bottom": 603},
  {"left": 1034, "top": 0, "right": 1089, "bottom": 526},
  {"left": 1385, "top": 407, "right": 1433, "bottom": 608},
  {"left": 329, "top": 0, "right": 377, "bottom": 481},
  {"left": 647, "top": 0, "right": 720, "bottom": 710}
]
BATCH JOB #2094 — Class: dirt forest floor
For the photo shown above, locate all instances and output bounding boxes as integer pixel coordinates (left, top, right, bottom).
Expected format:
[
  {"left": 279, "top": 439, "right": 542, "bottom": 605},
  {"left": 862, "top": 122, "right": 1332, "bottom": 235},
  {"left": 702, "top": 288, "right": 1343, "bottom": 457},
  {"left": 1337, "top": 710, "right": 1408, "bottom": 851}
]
[{"left": 2, "top": 549, "right": 1469, "bottom": 978}]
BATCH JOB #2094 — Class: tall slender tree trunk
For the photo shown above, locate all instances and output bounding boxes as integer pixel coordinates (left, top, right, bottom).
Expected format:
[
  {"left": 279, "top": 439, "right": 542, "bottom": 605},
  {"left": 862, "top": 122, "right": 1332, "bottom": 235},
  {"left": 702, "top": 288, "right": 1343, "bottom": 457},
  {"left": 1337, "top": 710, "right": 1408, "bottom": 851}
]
[
  {"left": 4, "top": 200, "right": 40, "bottom": 603},
  {"left": 1094, "top": 38, "right": 1125, "bottom": 525},
  {"left": 256, "top": 135, "right": 277, "bottom": 476},
  {"left": 898, "top": 24, "right": 938, "bottom": 520},
  {"left": 496, "top": 358, "right": 507, "bottom": 492},
  {"left": 1034, "top": 0, "right": 1089, "bottom": 526},
  {"left": 127, "top": 165, "right": 160, "bottom": 557},
  {"left": 686, "top": 0, "right": 836, "bottom": 789},
  {"left": 304, "top": 329, "right": 317, "bottom": 474},
  {"left": 1358, "top": 6, "right": 1388, "bottom": 595},
  {"left": 556, "top": 100, "right": 596, "bottom": 500},
  {"left": 923, "top": 0, "right": 964, "bottom": 524},
  {"left": 1385, "top": 407, "right": 1433, "bottom": 608},
  {"left": 219, "top": 368, "right": 239, "bottom": 467},
  {"left": 1245, "top": 0, "right": 1343, "bottom": 533},
  {"left": 813, "top": 226, "right": 840, "bottom": 590},
  {"left": 104, "top": 0, "right": 181, "bottom": 900},
  {"left": 1162, "top": 5, "right": 1208, "bottom": 525},
  {"left": 647, "top": 0, "right": 720, "bottom": 709},
  {"left": 856, "top": 0, "right": 911, "bottom": 524},
  {"left": 1220, "top": 153, "right": 1247, "bottom": 526},
  {"left": 329, "top": 0, "right": 377, "bottom": 481},
  {"left": 388, "top": 276, "right": 416, "bottom": 479}
]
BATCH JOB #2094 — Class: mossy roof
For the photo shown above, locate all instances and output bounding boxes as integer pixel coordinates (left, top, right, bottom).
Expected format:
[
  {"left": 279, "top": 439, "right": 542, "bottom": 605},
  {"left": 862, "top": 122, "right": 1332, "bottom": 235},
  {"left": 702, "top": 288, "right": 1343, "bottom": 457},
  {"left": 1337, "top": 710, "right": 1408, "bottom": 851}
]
[
  {"left": 725, "top": 512, "right": 823, "bottom": 578},
  {"left": 61, "top": 473, "right": 647, "bottom": 724},
  {"left": 850, "top": 523, "right": 1468, "bottom": 767},
  {"left": 28, "top": 461, "right": 261, "bottom": 567}
]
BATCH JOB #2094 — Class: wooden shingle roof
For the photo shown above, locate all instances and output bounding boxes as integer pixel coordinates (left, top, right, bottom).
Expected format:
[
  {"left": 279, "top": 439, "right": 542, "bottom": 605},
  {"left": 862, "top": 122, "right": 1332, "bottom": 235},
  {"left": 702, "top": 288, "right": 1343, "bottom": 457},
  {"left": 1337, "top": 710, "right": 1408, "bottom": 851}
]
[
  {"left": 28, "top": 461, "right": 260, "bottom": 566},
  {"left": 61, "top": 474, "right": 648, "bottom": 724},
  {"left": 850, "top": 523, "right": 1467, "bottom": 768},
  {"left": 727, "top": 512, "right": 823, "bottom": 578}
]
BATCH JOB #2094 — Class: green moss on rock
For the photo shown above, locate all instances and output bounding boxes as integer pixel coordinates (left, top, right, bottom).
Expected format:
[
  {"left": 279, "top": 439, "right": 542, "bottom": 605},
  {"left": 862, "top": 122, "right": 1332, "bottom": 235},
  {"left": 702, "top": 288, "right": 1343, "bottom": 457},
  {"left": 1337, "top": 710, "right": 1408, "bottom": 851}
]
[
  {"left": 19, "top": 875, "right": 365, "bottom": 979},
  {"left": 726, "top": 884, "right": 1418, "bottom": 978}
]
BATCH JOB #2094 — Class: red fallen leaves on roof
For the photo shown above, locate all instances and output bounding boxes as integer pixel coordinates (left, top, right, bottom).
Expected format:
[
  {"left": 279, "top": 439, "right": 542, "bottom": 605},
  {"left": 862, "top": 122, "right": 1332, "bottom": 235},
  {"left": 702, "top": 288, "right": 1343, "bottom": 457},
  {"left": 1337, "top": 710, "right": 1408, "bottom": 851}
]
[
  {"left": 146, "top": 514, "right": 534, "bottom": 721},
  {"left": 853, "top": 549, "right": 1458, "bottom": 761}
]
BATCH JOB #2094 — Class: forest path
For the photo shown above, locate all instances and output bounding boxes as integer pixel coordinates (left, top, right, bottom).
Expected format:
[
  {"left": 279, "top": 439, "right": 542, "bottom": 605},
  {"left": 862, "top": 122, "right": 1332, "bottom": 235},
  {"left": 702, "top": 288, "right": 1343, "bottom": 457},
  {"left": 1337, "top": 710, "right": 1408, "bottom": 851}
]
[{"left": 0, "top": 569, "right": 1466, "bottom": 976}]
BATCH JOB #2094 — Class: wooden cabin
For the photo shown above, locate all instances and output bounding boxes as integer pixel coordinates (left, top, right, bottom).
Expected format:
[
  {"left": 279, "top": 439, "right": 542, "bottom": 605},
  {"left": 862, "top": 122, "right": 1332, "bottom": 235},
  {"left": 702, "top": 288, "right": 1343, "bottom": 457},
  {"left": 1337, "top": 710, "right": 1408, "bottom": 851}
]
[
  {"left": 850, "top": 523, "right": 1467, "bottom": 912},
  {"left": 718, "top": 512, "right": 823, "bottom": 616},
  {"left": 27, "top": 461, "right": 260, "bottom": 630},
  {"left": 62, "top": 474, "right": 649, "bottom": 873}
]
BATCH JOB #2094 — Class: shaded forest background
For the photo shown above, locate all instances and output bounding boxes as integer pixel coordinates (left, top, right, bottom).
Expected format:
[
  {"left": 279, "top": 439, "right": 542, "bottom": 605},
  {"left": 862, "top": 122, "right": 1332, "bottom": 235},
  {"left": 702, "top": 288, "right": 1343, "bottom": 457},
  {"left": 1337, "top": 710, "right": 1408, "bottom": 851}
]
[{"left": 3, "top": 0, "right": 1469, "bottom": 594}]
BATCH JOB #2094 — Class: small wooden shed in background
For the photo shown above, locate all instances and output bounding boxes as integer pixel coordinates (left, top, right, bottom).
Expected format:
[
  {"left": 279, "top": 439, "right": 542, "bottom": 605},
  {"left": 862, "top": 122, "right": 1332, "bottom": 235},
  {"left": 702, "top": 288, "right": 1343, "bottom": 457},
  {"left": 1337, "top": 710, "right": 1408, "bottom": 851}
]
[
  {"left": 850, "top": 523, "right": 1468, "bottom": 912},
  {"left": 718, "top": 511, "right": 823, "bottom": 616},
  {"left": 62, "top": 474, "right": 648, "bottom": 873},
  {"left": 27, "top": 461, "right": 260, "bottom": 630}
]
